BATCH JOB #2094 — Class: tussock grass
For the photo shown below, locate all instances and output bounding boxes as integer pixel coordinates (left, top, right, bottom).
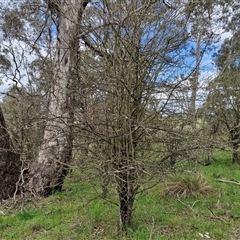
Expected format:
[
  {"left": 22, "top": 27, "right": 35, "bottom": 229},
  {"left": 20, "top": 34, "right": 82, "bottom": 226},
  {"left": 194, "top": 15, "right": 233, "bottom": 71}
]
[{"left": 161, "top": 173, "right": 213, "bottom": 199}]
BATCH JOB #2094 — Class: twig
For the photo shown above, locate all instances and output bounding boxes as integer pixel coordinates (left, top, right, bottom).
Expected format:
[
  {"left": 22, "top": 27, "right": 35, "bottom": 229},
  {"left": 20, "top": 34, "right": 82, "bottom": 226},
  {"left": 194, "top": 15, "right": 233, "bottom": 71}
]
[
  {"left": 216, "top": 179, "right": 240, "bottom": 185},
  {"left": 207, "top": 206, "right": 227, "bottom": 223},
  {"left": 149, "top": 216, "right": 155, "bottom": 240},
  {"left": 192, "top": 200, "right": 201, "bottom": 208},
  {"left": 83, "top": 195, "right": 100, "bottom": 208},
  {"left": 177, "top": 197, "right": 197, "bottom": 211},
  {"left": 137, "top": 180, "right": 159, "bottom": 195},
  {"left": 14, "top": 161, "right": 29, "bottom": 212}
]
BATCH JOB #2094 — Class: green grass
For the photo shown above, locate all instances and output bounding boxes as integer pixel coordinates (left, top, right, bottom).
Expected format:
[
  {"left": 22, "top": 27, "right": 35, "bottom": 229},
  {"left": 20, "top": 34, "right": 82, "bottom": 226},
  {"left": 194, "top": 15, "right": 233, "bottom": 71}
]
[{"left": 1, "top": 152, "right": 240, "bottom": 239}]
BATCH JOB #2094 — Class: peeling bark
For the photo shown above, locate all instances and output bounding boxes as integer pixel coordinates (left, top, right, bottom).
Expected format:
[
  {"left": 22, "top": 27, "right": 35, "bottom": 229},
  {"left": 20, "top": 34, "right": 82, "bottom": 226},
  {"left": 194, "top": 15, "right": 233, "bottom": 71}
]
[{"left": 26, "top": 0, "right": 90, "bottom": 196}]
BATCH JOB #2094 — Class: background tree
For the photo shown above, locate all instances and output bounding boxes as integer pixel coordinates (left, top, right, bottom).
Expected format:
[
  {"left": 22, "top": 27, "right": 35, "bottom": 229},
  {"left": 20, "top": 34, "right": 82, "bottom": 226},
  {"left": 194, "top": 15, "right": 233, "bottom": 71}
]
[
  {"left": 0, "top": 1, "right": 27, "bottom": 200},
  {"left": 206, "top": 31, "right": 240, "bottom": 163},
  {"left": 1, "top": 58, "right": 50, "bottom": 163},
  {"left": 0, "top": 105, "right": 21, "bottom": 200},
  {"left": 186, "top": 0, "right": 218, "bottom": 129},
  {"left": 0, "top": 0, "right": 55, "bottom": 199},
  {"left": 203, "top": 1, "right": 240, "bottom": 163},
  {"left": 157, "top": 0, "right": 230, "bottom": 165}
]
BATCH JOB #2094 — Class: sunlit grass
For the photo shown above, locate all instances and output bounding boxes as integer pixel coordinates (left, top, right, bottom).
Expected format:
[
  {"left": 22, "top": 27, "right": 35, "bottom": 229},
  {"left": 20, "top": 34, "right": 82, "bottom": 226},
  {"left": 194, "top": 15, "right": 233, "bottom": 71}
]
[{"left": 1, "top": 151, "right": 240, "bottom": 239}]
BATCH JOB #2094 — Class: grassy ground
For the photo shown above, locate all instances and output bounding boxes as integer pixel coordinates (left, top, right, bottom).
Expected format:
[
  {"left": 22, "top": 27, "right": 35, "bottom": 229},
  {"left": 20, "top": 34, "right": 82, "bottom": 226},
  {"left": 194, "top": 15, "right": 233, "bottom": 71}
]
[{"left": 1, "top": 151, "right": 240, "bottom": 239}]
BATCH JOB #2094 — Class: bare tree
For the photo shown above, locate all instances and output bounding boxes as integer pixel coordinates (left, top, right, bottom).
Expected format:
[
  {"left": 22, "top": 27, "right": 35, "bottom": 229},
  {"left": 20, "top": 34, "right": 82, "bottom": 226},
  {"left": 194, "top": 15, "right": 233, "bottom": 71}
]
[{"left": 74, "top": 0, "right": 190, "bottom": 229}]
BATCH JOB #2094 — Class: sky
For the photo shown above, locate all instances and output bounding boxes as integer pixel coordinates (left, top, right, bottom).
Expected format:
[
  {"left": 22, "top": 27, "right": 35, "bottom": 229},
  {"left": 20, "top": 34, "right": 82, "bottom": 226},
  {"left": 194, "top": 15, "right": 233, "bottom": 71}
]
[{"left": 0, "top": 0, "right": 234, "bottom": 101}]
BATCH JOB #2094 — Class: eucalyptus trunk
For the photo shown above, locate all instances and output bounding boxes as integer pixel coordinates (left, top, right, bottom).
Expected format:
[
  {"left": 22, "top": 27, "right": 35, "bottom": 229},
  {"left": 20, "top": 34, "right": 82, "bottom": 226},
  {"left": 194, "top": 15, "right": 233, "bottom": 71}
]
[
  {"left": 189, "top": 33, "right": 201, "bottom": 129},
  {"left": 0, "top": 106, "right": 21, "bottom": 200},
  {"left": 26, "top": 0, "right": 89, "bottom": 196}
]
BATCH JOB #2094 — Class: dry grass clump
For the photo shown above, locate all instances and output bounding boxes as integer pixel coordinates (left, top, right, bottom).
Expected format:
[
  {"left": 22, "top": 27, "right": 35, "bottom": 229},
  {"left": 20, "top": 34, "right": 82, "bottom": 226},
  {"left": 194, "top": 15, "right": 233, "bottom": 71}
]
[{"left": 161, "top": 173, "right": 213, "bottom": 199}]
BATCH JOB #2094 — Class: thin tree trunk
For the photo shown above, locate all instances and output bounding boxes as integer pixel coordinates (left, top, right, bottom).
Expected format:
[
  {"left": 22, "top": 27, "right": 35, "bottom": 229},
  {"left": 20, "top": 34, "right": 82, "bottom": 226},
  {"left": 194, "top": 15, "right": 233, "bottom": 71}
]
[
  {"left": 0, "top": 106, "right": 21, "bottom": 200},
  {"left": 189, "top": 33, "right": 201, "bottom": 129},
  {"left": 231, "top": 131, "right": 239, "bottom": 163},
  {"left": 229, "top": 125, "right": 239, "bottom": 164},
  {"left": 232, "top": 142, "right": 238, "bottom": 163},
  {"left": 118, "top": 180, "right": 135, "bottom": 229},
  {"left": 116, "top": 156, "right": 136, "bottom": 230},
  {"left": 26, "top": 0, "right": 90, "bottom": 196}
]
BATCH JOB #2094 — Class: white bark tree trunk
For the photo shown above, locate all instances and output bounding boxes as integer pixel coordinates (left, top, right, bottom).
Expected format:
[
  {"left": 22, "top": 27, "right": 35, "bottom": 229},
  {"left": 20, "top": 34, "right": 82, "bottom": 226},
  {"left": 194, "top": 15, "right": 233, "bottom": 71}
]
[
  {"left": 189, "top": 33, "right": 201, "bottom": 129},
  {"left": 26, "top": 0, "right": 89, "bottom": 196}
]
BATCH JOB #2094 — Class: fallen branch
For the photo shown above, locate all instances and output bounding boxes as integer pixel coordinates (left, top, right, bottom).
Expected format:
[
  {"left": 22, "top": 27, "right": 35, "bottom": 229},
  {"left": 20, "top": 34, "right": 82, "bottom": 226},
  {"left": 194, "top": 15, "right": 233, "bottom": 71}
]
[
  {"left": 216, "top": 179, "right": 240, "bottom": 186},
  {"left": 177, "top": 197, "right": 200, "bottom": 212}
]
